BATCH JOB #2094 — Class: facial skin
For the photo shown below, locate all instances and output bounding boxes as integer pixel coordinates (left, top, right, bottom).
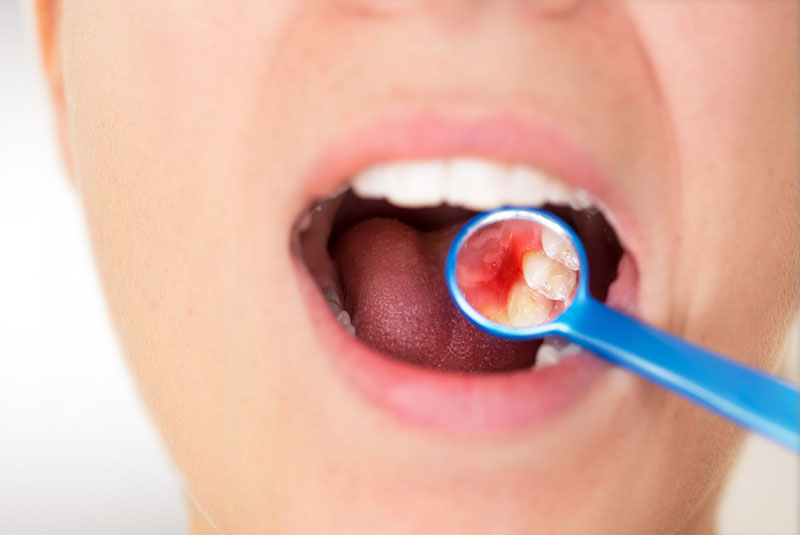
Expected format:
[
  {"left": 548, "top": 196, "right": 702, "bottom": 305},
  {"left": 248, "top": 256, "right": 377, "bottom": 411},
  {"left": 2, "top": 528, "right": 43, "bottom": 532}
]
[{"left": 37, "top": 1, "right": 798, "bottom": 534}]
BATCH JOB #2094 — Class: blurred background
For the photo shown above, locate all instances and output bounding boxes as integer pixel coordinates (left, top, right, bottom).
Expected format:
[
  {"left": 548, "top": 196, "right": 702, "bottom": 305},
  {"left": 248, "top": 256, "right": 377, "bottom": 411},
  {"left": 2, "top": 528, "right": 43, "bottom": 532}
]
[{"left": 0, "top": 1, "right": 797, "bottom": 533}]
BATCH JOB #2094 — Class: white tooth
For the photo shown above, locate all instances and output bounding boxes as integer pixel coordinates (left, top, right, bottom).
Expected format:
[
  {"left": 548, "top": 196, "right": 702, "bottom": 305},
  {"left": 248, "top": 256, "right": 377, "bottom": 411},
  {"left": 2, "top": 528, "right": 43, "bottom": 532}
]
[
  {"left": 322, "top": 287, "right": 343, "bottom": 315},
  {"left": 479, "top": 304, "right": 511, "bottom": 326},
  {"left": 535, "top": 343, "right": 565, "bottom": 369},
  {"left": 544, "top": 181, "right": 575, "bottom": 206},
  {"left": 322, "top": 287, "right": 342, "bottom": 309},
  {"left": 560, "top": 343, "right": 582, "bottom": 356},
  {"left": 385, "top": 161, "right": 446, "bottom": 207},
  {"left": 351, "top": 159, "right": 599, "bottom": 213},
  {"left": 570, "top": 189, "right": 595, "bottom": 211},
  {"left": 543, "top": 336, "right": 582, "bottom": 356},
  {"left": 337, "top": 310, "right": 356, "bottom": 335},
  {"left": 506, "top": 280, "right": 553, "bottom": 327},
  {"left": 541, "top": 228, "right": 580, "bottom": 271},
  {"left": 522, "top": 250, "right": 577, "bottom": 301},
  {"left": 543, "top": 335, "right": 570, "bottom": 349},
  {"left": 506, "top": 165, "right": 548, "bottom": 206},
  {"left": 445, "top": 158, "right": 509, "bottom": 210},
  {"left": 351, "top": 165, "right": 397, "bottom": 200}
]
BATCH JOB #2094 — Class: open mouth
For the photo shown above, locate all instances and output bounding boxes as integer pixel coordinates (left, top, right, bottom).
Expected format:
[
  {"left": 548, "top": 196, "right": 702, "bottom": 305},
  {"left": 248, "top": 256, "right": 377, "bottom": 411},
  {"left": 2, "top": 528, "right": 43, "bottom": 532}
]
[
  {"left": 294, "top": 157, "right": 625, "bottom": 374},
  {"left": 289, "top": 116, "right": 638, "bottom": 431}
]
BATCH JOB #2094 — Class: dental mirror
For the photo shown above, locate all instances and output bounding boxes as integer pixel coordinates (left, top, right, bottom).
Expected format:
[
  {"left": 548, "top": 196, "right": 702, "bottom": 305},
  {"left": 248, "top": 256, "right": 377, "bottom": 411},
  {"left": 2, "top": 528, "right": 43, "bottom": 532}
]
[
  {"left": 446, "top": 208, "right": 586, "bottom": 340},
  {"left": 446, "top": 208, "right": 800, "bottom": 452}
]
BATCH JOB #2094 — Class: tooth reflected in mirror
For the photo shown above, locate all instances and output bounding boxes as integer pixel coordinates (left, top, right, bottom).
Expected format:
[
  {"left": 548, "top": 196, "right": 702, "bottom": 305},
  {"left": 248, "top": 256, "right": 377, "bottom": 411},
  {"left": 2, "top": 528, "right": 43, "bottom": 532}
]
[{"left": 454, "top": 217, "right": 580, "bottom": 328}]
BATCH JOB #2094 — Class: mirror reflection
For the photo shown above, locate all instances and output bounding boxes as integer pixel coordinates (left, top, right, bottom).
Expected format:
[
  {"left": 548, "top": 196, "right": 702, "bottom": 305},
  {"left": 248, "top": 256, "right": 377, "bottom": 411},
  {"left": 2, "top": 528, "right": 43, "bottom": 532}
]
[{"left": 455, "top": 218, "right": 580, "bottom": 328}]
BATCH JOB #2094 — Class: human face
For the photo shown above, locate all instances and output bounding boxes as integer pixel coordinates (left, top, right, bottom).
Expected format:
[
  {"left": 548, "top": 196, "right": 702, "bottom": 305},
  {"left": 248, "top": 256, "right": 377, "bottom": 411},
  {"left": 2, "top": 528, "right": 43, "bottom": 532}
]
[{"left": 45, "top": 1, "right": 798, "bottom": 533}]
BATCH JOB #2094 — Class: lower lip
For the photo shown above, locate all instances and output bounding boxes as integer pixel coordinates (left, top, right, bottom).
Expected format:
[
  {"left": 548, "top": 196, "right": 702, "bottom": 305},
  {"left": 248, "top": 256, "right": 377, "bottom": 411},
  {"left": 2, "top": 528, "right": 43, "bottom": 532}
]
[{"left": 294, "top": 258, "right": 633, "bottom": 433}]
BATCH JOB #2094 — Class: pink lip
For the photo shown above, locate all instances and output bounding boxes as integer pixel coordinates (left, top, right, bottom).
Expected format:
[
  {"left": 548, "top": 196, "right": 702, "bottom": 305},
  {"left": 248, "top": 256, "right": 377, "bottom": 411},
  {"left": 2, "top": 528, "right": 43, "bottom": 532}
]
[{"left": 293, "top": 113, "right": 638, "bottom": 433}]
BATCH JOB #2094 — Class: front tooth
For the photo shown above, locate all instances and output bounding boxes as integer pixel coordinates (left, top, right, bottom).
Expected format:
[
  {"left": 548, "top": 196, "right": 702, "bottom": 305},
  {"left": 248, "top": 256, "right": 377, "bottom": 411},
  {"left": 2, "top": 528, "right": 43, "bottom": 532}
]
[
  {"left": 543, "top": 181, "right": 574, "bottom": 206},
  {"left": 506, "top": 280, "right": 553, "bottom": 327},
  {"left": 445, "top": 158, "right": 508, "bottom": 210},
  {"left": 352, "top": 164, "right": 397, "bottom": 200},
  {"left": 385, "top": 161, "right": 446, "bottom": 207},
  {"left": 352, "top": 159, "right": 599, "bottom": 213},
  {"left": 522, "top": 250, "right": 577, "bottom": 301},
  {"left": 535, "top": 343, "right": 564, "bottom": 369},
  {"left": 541, "top": 228, "right": 580, "bottom": 270},
  {"left": 506, "top": 165, "right": 548, "bottom": 206}
]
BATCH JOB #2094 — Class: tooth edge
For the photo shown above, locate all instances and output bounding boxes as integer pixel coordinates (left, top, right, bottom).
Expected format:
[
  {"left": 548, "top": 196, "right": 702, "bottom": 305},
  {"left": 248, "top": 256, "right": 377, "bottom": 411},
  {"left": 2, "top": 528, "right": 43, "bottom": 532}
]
[{"left": 351, "top": 159, "right": 599, "bottom": 213}]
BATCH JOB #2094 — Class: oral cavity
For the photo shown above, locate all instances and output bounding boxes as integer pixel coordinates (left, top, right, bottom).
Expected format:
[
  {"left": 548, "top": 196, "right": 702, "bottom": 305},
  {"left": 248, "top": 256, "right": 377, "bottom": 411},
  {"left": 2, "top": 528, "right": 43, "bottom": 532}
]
[{"left": 297, "top": 158, "right": 624, "bottom": 374}]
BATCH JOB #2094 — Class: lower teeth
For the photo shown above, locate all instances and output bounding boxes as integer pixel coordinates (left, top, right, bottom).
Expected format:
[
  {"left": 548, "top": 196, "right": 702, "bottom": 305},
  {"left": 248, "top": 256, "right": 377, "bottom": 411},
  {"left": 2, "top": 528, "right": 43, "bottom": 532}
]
[
  {"left": 534, "top": 344, "right": 564, "bottom": 368},
  {"left": 322, "top": 286, "right": 343, "bottom": 311},
  {"left": 322, "top": 287, "right": 356, "bottom": 335},
  {"left": 534, "top": 340, "right": 581, "bottom": 369},
  {"left": 337, "top": 310, "right": 356, "bottom": 336}
]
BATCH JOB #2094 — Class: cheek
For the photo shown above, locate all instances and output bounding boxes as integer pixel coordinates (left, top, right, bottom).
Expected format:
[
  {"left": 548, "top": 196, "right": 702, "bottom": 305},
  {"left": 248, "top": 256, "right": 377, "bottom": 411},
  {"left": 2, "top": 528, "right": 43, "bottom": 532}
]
[
  {"left": 626, "top": 1, "right": 800, "bottom": 367},
  {"left": 62, "top": 1, "right": 307, "bottom": 362},
  {"left": 61, "top": 2, "right": 325, "bottom": 527}
]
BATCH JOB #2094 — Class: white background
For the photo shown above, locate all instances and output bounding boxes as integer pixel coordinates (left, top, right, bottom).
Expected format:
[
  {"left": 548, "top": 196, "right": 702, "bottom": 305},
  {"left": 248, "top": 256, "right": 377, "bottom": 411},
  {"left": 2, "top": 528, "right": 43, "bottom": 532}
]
[{"left": 0, "top": 1, "right": 797, "bottom": 533}]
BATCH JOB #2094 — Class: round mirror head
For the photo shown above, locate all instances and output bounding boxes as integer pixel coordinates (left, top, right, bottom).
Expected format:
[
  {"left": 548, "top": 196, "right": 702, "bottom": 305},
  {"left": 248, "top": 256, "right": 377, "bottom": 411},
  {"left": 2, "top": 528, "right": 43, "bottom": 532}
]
[{"left": 446, "top": 209, "right": 586, "bottom": 338}]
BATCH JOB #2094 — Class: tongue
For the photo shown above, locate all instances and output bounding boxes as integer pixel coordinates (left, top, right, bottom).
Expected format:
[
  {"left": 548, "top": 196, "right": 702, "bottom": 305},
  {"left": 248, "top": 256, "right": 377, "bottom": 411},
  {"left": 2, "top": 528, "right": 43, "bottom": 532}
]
[{"left": 333, "top": 218, "right": 540, "bottom": 373}]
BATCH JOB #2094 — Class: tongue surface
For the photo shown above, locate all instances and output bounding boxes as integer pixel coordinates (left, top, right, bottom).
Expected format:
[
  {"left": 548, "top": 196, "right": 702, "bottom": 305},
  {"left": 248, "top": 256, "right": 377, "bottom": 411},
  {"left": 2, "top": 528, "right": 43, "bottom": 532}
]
[{"left": 333, "top": 218, "right": 540, "bottom": 373}]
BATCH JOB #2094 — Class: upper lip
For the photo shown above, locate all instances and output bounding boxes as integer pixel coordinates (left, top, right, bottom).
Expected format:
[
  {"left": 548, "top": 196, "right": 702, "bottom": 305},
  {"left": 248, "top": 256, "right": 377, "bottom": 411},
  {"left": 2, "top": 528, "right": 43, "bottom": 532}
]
[{"left": 298, "top": 111, "right": 640, "bottom": 261}]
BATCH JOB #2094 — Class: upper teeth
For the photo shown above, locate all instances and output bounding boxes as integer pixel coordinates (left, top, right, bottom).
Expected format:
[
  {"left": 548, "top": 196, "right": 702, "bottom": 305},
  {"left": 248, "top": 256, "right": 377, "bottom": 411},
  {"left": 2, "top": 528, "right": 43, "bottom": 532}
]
[
  {"left": 351, "top": 158, "right": 594, "bottom": 211},
  {"left": 541, "top": 227, "right": 579, "bottom": 271},
  {"left": 521, "top": 250, "right": 578, "bottom": 301}
]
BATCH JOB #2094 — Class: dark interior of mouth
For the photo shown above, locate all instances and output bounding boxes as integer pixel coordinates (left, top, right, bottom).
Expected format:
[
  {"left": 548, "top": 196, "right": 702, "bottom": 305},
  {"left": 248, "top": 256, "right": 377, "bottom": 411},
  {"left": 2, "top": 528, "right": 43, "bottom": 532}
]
[{"left": 299, "top": 190, "right": 623, "bottom": 375}]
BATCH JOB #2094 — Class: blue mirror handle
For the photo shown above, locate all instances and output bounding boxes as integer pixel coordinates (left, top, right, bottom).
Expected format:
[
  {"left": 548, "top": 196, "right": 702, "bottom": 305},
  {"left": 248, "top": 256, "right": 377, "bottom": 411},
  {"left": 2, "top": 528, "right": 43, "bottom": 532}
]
[{"left": 554, "top": 295, "right": 800, "bottom": 451}]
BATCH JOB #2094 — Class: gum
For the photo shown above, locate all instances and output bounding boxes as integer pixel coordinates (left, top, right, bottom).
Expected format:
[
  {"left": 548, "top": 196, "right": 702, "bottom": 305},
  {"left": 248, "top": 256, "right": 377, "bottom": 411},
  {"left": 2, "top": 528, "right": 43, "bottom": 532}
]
[{"left": 456, "top": 220, "right": 540, "bottom": 312}]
